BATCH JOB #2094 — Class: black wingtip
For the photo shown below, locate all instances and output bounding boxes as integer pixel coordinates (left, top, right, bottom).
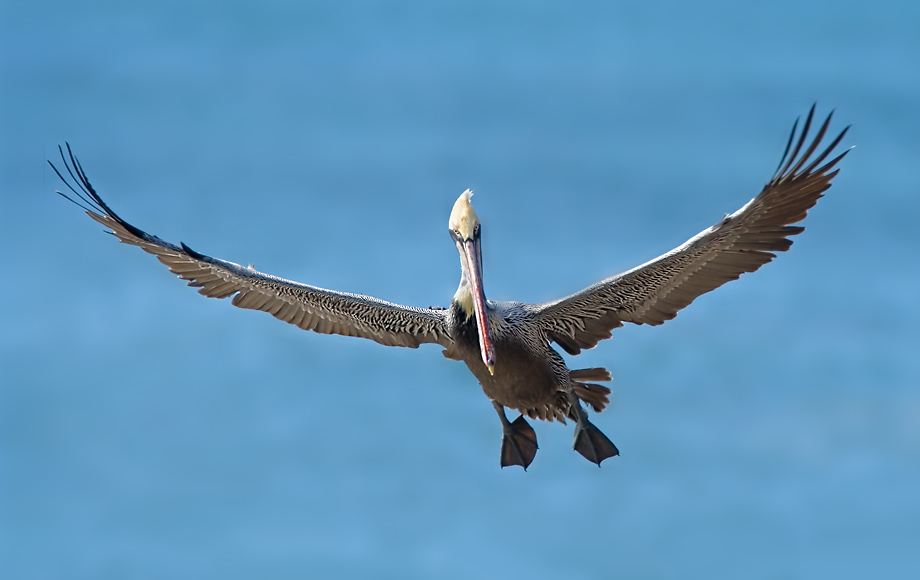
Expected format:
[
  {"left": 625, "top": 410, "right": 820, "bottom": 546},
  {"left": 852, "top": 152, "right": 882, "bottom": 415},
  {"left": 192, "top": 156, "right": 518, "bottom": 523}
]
[
  {"left": 771, "top": 105, "right": 851, "bottom": 183},
  {"left": 773, "top": 116, "right": 799, "bottom": 179},
  {"left": 49, "top": 146, "right": 101, "bottom": 214},
  {"left": 50, "top": 143, "right": 168, "bottom": 245}
]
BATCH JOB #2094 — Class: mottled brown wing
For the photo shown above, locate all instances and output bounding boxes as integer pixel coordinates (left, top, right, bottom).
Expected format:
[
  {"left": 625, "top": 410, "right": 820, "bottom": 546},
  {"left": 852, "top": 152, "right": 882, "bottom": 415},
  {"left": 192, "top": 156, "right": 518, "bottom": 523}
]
[
  {"left": 532, "top": 106, "right": 851, "bottom": 355},
  {"left": 50, "top": 145, "right": 451, "bottom": 349}
]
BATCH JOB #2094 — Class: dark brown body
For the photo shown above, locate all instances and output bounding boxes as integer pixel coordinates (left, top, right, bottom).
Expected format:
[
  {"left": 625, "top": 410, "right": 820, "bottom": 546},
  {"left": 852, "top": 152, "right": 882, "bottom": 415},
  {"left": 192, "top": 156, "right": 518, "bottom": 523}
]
[
  {"left": 446, "top": 302, "right": 611, "bottom": 423},
  {"left": 447, "top": 303, "right": 558, "bottom": 403}
]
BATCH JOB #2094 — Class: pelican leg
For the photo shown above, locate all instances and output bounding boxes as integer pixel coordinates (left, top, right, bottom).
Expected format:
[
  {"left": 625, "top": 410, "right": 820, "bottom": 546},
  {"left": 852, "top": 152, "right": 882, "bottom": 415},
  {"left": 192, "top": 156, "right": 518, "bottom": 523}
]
[
  {"left": 492, "top": 401, "right": 538, "bottom": 470},
  {"left": 568, "top": 391, "right": 619, "bottom": 466}
]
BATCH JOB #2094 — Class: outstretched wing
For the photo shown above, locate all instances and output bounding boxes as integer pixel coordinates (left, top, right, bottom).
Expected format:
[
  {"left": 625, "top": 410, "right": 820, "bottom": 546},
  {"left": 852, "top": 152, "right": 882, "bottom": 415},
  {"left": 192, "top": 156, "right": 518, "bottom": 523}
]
[
  {"left": 532, "top": 105, "right": 851, "bottom": 355},
  {"left": 50, "top": 145, "right": 452, "bottom": 349}
]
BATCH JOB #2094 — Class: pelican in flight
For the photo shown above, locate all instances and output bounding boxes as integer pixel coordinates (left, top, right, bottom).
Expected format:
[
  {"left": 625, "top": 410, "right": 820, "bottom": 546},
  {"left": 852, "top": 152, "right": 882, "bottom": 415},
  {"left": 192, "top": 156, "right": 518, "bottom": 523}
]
[{"left": 51, "top": 106, "right": 849, "bottom": 469}]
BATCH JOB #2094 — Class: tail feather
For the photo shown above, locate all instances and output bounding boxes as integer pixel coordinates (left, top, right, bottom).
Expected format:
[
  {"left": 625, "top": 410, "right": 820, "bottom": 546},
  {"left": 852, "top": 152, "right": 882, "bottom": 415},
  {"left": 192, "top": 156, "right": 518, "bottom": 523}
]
[
  {"left": 520, "top": 367, "right": 613, "bottom": 422},
  {"left": 573, "top": 382, "right": 611, "bottom": 413},
  {"left": 570, "top": 367, "right": 612, "bottom": 382},
  {"left": 524, "top": 402, "right": 568, "bottom": 423},
  {"left": 571, "top": 366, "right": 612, "bottom": 413}
]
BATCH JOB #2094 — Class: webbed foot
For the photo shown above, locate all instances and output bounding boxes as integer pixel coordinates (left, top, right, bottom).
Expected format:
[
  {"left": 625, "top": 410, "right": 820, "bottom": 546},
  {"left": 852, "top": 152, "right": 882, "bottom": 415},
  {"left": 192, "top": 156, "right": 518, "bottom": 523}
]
[
  {"left": 573, "top": 420, "right": 619, "bottom": 466},
  {"left": 500, "top": 415, "right": 539, "bottom": 470},
  {"left": 567, "top": 390, "right": 618, "bottom": 466},
  {"left": 492, "top": 401, "right": 538, "bottom": 470}
]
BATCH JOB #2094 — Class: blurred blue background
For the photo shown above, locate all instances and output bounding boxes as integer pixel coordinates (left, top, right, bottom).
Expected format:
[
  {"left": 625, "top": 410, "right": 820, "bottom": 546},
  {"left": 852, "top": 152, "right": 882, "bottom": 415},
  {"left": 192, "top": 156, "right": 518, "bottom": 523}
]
[{"left": 2, "top": 1, "right": 918, "bottom": 578}]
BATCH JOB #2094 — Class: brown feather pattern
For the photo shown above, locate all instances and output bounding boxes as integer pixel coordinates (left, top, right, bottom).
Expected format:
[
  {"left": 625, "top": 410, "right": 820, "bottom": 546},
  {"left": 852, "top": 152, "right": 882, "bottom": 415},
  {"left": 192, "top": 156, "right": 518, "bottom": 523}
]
[
  {"left": 51, "top": 145, "right": 452, "bottom": 350},
  {"left": 532, "top": 106, "right": 850, "bottom": 354}
]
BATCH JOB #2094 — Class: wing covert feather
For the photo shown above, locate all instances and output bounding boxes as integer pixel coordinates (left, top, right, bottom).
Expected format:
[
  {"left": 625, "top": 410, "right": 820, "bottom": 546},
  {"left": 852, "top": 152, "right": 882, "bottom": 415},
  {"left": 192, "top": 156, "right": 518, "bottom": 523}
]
[
  {"left": 532, "top": 106, "right": 850, "bottom": 355},
  {"left": 50, "top": 145, "right": 451, "bottom": 349}
]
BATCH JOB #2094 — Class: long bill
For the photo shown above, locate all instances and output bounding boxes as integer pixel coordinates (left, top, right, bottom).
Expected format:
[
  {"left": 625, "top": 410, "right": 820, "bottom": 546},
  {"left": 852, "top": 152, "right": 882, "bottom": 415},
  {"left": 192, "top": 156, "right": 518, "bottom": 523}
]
[{"left": 462, "top": 238, "right": 496, "bottom": 375}]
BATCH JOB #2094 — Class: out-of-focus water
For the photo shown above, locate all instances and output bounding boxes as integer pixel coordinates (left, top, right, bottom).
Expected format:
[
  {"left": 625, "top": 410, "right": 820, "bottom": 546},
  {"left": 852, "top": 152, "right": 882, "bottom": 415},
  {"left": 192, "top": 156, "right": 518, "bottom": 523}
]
[{"left": 2, "top": 1, "right": 918, "bottom": 578}]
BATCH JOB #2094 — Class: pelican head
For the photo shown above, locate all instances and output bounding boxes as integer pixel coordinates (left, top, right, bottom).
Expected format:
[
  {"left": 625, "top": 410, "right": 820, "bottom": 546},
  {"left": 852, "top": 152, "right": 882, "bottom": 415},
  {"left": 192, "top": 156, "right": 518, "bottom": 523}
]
[{"left": 449, "top": 190, "right": 496, "bottom": 375}]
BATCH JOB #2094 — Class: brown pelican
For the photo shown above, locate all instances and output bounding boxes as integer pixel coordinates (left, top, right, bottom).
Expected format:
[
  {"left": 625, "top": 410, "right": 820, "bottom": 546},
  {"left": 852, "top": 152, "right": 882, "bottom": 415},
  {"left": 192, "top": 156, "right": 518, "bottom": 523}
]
[{"left": 50, "top": 106, "right": 849, "bottom": 469}]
